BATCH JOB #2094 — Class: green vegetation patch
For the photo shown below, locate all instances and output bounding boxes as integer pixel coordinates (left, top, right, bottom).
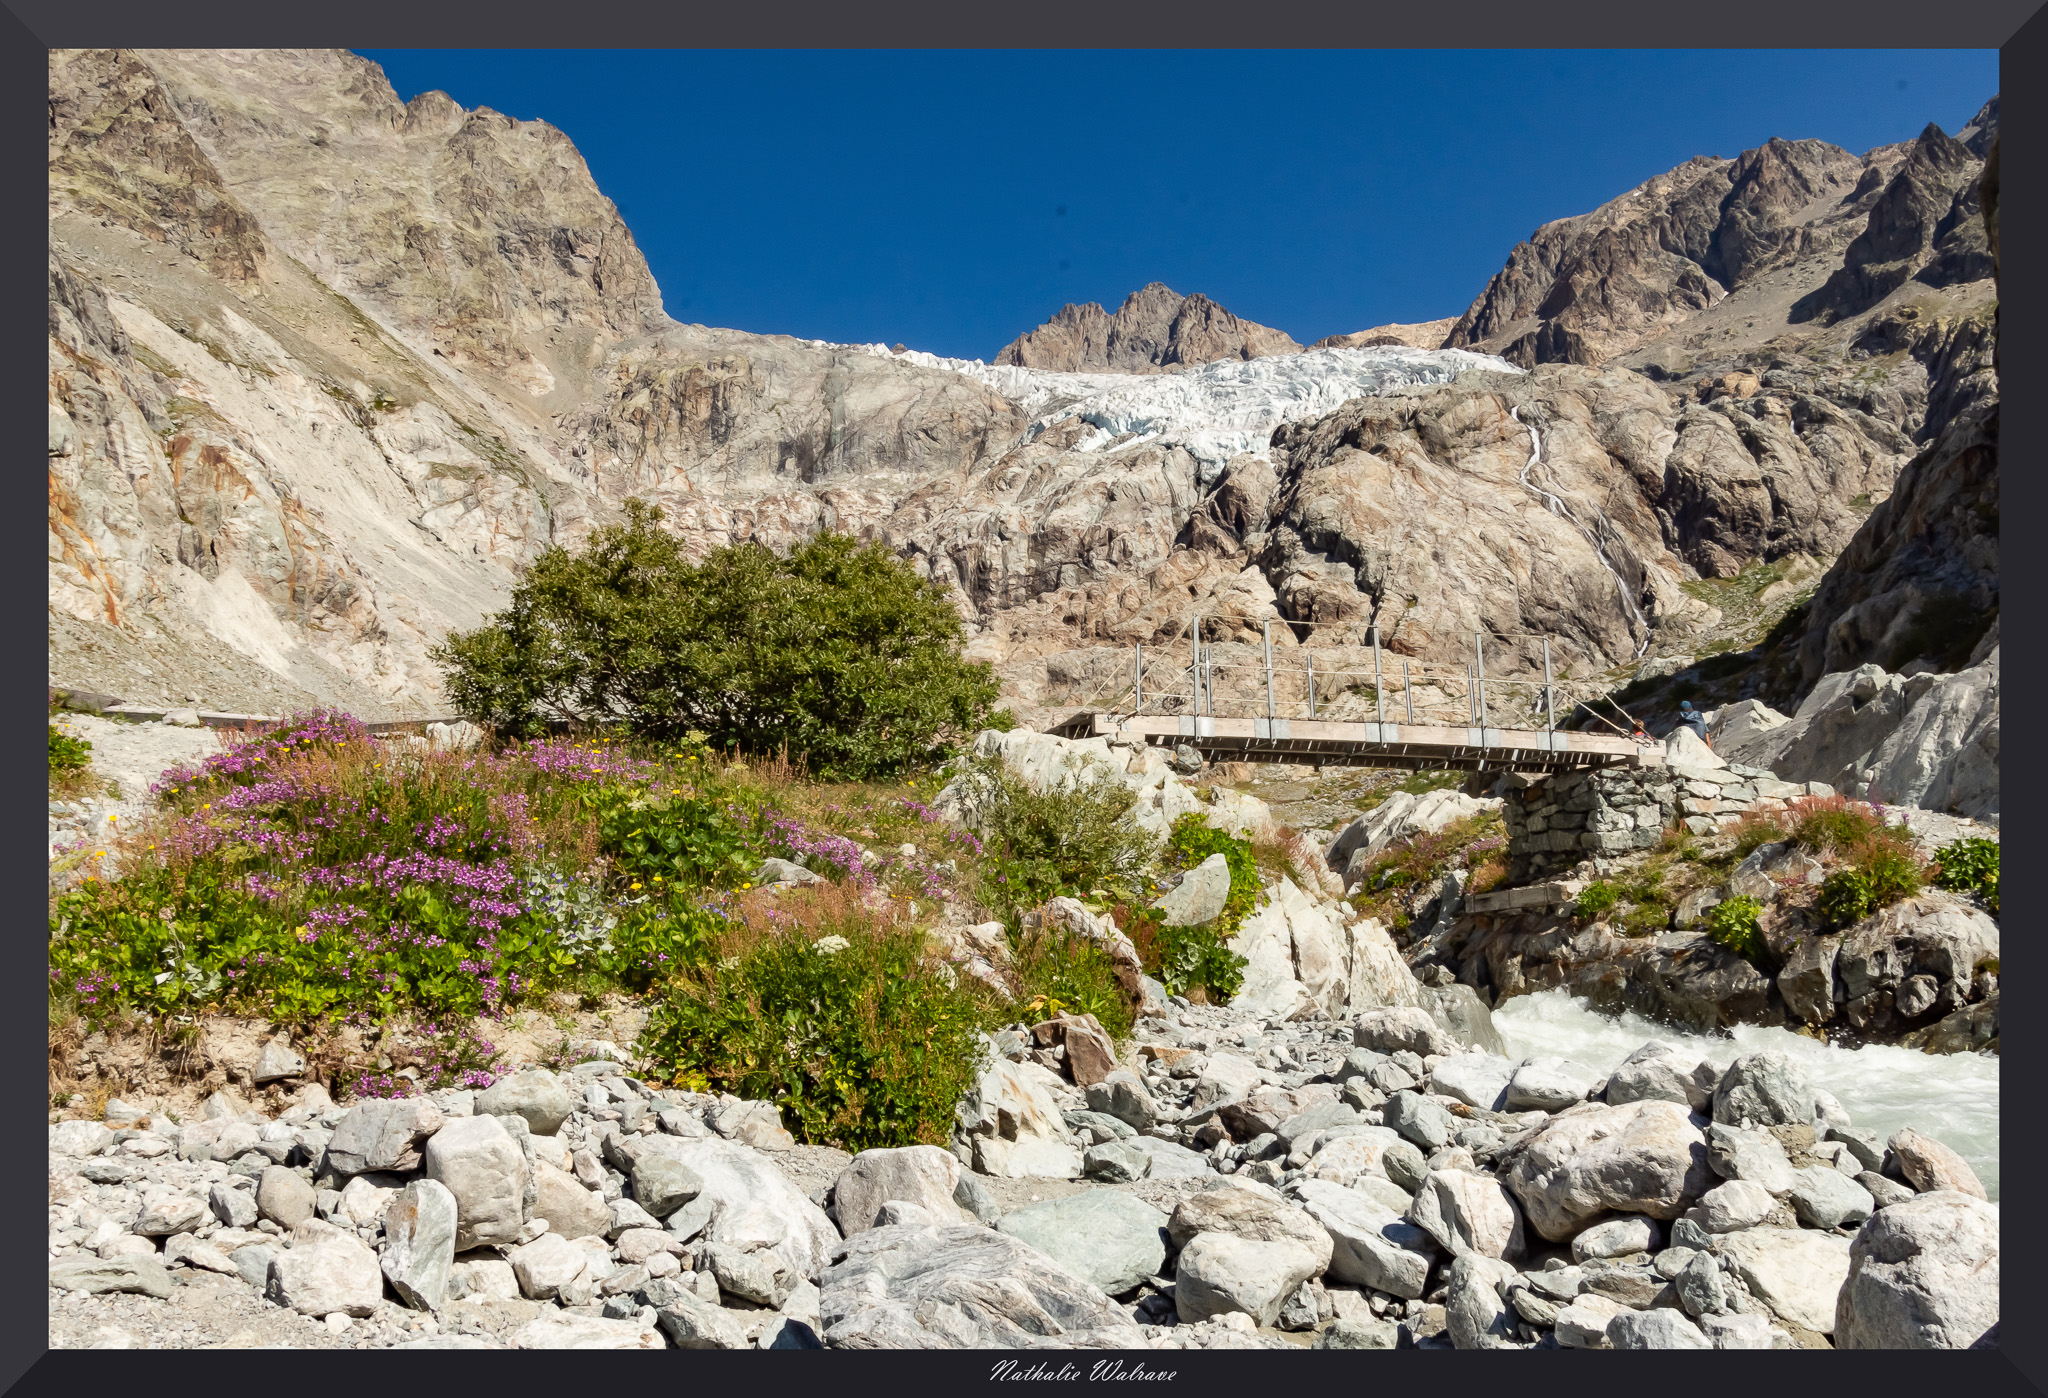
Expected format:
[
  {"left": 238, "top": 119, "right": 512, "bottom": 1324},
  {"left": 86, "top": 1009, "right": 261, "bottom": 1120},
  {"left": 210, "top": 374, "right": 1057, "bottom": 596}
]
[
  {"left": 1933, "top": 837, "right": 1999, "bottom": 914},
  {"left": 639, "top": 905, "right": 1001, "bottom": 1151}
]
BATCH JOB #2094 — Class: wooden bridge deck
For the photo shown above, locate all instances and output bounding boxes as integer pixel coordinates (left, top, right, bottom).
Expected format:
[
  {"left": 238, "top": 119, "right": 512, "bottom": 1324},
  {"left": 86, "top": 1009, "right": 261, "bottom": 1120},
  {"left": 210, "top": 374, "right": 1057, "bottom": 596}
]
[{"left": 1045, "top": 711, "right": 1657, "bottom": 774}]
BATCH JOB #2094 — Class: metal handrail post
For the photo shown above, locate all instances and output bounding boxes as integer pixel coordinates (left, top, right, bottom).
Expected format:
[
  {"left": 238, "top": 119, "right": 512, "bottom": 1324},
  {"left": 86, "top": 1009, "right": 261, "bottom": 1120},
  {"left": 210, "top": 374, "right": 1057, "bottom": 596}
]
[
  {"left": 1191, "top": 617, "right": 1202, "bottom": 717},
  {"left": 1476, "top": 630, "right": 1488, "bottom": 728},
  {"left": 1263, "top": 619, "right": 1275, "bottom": 719},
  {"left": 1306, "top": 652, "right": 1315, "bottom": 718},
  {"left": 1372, "top": 627, "right": 1384, "bottom": 725},
  {"left": 1542, "top": 636, "right": 1554, "bottom": 733}
]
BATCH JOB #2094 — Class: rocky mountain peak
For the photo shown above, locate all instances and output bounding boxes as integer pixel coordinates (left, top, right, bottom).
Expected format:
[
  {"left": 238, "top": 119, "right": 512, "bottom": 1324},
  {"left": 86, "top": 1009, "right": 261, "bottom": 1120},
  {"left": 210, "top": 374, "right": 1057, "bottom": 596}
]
[
  {"left": 995, "top": 281, "right": 1301, "bottom": 373},
  {"left": 138, "top": 48, "right": 669, "bottom": 382}
]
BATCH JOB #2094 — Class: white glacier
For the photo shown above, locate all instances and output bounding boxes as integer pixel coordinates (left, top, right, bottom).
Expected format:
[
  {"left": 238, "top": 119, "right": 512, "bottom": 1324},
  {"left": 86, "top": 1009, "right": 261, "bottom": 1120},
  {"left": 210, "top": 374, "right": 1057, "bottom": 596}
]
[{"left": 827, "top": 341, "right": 1525, "bottom": 465}]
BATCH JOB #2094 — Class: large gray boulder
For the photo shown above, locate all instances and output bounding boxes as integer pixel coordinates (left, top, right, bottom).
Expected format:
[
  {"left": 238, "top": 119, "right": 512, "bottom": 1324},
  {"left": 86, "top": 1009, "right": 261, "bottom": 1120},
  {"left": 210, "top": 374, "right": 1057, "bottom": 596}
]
[
  {"left": 995, "top": 1190, "right": 1168, "bottom": 1296},
  {"left": 266, "top": 1231, "right": 384, "bottom": 1317},
  {"left": 1718, "top": 1227, "right": 1853, "bottom": 1334},
  {"left": 381, "top": 1179, "right": 459, "bottom": 1310},
  {"left": 475, "top": 1069, "right": 575, "bottom": 1137},
  {"left": 955, "top": 1055, "right": 1083, "bottom": 1180},
  {"left": 657, "top": 1292, "right": 750, "bottom": 1349},
  {"left": 1888, "top": 1127, "right": 1988, "bottom": 1200},
  {"left": 1836, "top": 1191, "right": 1999, "bottom": 1349},
  {"left": 1706, "top": 1123, "right": 1797, "bottom": 1195},
  {"left": 423, "top": 1114, "right": 528, "bottom": 1250},
  {"left": 703, "top": 1241, "right": 799, "bottom": 1307},
  {"left": 1603, "top": 1040, "right": 1718, "bottom": 1111},
  {"left": 1427, "top": 1054, "right": 1518, "bottom": 1112},
  {"left": 1864, "top": 650, "right": 1999, "bottom": 816},
  {"left": 660, "top": 1137, "right": 841, "bottom": 1281},
  {"left": 1353, "top": 1006, "right": 1457, "bottom": 1058},
  {"left": 1749, "top": 656, "right": 2000, "bottom": 817},
  {"left": 818, "top": 1222, "right": 1146, "bottom": 1348},
  {"left": 831, "top": 1146, "right": 967, "bottom": 1235},
  {"left": 1383, "top": 1090, "right": 1456, "bottom": 1152},
  {"left": 49, "top": 1255, "right": 172, "bottom": 1298},
  {"left": 1608, "top": 1309, "right": 1711, "bottom": 1349},
  {"left": 1406, "top": 1169, "right": 1525, "bottom": 1261},
  {"left": 1834, "top": 893, "right": 1999, "bottom": 1037},
  {"left": 1167, "top": 1178, "right": 1331, "bottom": 1263},
  {"left": 1418, "top": 983, "right": 1510, "bottom": 1055},
  {"left": 1505, "top": 1057, "right": 1602, "bottom": 1113},
  {"left": 1712, "top": 1052, "right": 1817, "bottom": 1127},
  {"left": 532, "top": 1160, "right": 611, "bottom": 1240},
  {"left": 1788, "top": 1166, "right": 1875, "bottom": 1231},
  {"left": 1176, "top": 1231, "right": 1327, "bottom": 1328},
  {"left": 325, "top": 1097, "right": 445, "bottom": 1175},
  {"left": 1085, "top": 1071, "right": 1158, "bottom": 1132},
  {"left": 1153, "top": 853, "right": 1233, "bottom": 926},
  {"left": 1690, "top": 1179, "right": 1776, "bottom": 1233},
  {"left": 619, "top": 1137, "right": 705, "bottom": 1219},
  {"left": 256, "top": 1164, "right": 317, "bottom": 1229},
  {"left": 1293, "top": 1178, "right": 1435, "bottom": 1298},
  {"left": 1503, "top": 1100, "right": 1713, "bottom": 1242},
  {"left": 1446, "top": 1254, "right": 1521, "bottom": 1349},
  {"left": 507, "top": 1233, "right": 588, "bottom": 1302}
]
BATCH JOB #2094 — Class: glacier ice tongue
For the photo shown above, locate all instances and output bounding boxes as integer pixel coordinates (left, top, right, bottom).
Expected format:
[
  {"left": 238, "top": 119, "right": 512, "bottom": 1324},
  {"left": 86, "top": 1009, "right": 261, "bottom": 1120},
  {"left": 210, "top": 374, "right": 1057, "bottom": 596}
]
[{"left": 831, "top": 342, "right": 1524, "bottom": 465}]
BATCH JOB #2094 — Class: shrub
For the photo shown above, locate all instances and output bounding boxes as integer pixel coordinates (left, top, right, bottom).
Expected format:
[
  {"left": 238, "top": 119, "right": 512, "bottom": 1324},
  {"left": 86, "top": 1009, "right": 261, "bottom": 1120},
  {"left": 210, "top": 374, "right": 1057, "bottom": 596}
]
[
  {"left": 964, "top": 756, "right": 1161, "bottom": 914},
  {"left": 1816, "top": 869, "right": 1874, "bottom": 931},
  {"left": 1704, "top": 895, "right": 1769, "bottom": 966},
  {"left": 1730, "top": 807, "right": 1792, "bottom": 858},
  {"left": 1118, "top": 902, "right": 1246, "bottom": 1005},
  {"left": 1574, "top": 881, "right": 1619, "bottom": 918},
  {"left": 1786, "top": 796, "right": 1891, "bottom": 858},
  {"left": 433, "top": 500, "right": 1004, "bottom": 779},
  {"left": 1857, "top": 846, "right": 1923, "bottom": 907},
  {"left": 1933, "top": 837, "right": 2000, "bottom": 914},
  {"left": 636, "top": 890, "right": 999, "bottom": 1150},
  {"left": 1008, "top": 928, "right": 1136, "bottom": 1039},
  {"left": 49, "top": 724, "right": 92, "bottom": 775}
]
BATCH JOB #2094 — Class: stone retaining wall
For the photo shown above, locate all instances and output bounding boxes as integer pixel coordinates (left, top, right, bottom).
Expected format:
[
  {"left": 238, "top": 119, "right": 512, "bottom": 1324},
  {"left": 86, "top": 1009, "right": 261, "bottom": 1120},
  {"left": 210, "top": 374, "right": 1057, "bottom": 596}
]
[{"left": 1503, "top": 760, "right": 1833, "bottom": 883}]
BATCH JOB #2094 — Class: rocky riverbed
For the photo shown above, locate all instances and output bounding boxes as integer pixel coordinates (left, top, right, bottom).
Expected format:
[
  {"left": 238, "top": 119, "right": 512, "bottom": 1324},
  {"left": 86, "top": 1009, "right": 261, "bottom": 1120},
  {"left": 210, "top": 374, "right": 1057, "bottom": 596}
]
[{"left": 48, "top": 976, "right": 1997, "bottom": 1350}]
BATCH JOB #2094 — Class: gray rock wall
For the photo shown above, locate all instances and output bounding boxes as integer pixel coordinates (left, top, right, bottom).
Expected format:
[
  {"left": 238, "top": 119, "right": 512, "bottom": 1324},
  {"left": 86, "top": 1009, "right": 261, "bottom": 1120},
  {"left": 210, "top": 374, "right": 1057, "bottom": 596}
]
[{"left": 1504, "top": 765, "right": 1827, "bottom": 883}]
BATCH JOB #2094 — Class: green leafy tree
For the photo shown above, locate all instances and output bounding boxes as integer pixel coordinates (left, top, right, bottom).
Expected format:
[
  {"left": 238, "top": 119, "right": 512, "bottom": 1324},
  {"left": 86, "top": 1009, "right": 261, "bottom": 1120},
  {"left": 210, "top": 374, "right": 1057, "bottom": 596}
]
[{"left": 433, "top": 500, "right": 1004, "bottom": 779}]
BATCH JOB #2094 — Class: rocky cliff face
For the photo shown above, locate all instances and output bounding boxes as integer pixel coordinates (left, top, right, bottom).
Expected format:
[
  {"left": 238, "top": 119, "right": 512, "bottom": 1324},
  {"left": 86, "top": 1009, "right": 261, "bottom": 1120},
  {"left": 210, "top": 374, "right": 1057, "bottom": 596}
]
[
  {"left": 47, "top": 48, "right": 1027, "bottom": 718},
  {"left": 1781, "top": 128, "right": 1999, "bottom": 691},
  {"left": 1446, "top": 101, "right": 1998, "bottom": 386},
  {"left": 47, "top": 49, "right": 1993, "bottom": 735},
  {"left": 994, "top": 283, "right": 1301, "bottom": 373},
  {"left": 1312, "top": 319, "right": 1456, "bottom": 351}
]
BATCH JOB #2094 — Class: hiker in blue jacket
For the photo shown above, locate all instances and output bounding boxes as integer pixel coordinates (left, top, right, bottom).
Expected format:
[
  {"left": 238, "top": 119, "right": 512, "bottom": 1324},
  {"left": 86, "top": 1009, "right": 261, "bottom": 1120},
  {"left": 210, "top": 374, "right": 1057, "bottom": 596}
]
[{"left": 1677, "top": 700, "right": 1710, "bottom": 746}]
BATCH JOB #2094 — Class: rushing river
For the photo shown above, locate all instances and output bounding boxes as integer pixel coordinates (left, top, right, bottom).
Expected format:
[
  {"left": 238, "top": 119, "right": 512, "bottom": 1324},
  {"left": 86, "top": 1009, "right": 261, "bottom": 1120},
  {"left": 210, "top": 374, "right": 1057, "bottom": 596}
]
[{"left": 1493, "top": 989, "right": 1999, "bottom": 1201}]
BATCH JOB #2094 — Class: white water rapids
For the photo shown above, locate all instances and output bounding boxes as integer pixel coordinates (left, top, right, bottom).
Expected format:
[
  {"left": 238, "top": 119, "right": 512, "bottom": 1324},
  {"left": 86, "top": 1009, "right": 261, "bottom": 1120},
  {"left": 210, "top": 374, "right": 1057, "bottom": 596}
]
[{"left": 1494, "top": 989, "right": 2000, "bottom": 1200}]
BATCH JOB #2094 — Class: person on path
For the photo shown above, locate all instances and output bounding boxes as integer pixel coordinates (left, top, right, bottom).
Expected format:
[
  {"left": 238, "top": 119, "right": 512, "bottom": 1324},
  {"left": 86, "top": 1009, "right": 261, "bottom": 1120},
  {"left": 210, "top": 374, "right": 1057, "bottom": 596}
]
[{"left": 1677, "top": 700, "right": 1710, "bottom": 747}]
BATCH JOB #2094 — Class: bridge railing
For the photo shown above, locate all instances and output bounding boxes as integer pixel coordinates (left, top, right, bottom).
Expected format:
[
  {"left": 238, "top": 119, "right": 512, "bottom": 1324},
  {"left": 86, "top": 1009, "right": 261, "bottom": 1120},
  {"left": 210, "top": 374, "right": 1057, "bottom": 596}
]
[{"left": 1053, "top": 614, "right": 1645, "bottom": 742}]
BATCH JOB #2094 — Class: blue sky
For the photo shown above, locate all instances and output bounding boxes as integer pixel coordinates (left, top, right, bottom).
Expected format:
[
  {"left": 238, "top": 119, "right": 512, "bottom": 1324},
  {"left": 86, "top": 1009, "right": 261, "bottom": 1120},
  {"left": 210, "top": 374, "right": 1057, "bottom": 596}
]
[{"left": 357, "top": 50, "right": 1999, "bottom": 360}]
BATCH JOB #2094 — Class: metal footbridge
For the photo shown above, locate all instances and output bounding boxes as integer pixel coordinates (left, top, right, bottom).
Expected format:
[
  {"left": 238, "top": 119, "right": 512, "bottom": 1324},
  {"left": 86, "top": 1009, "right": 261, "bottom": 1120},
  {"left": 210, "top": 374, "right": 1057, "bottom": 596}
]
[{"left": 1042, "top": 615, "right": 1660, "bottom": 776}]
